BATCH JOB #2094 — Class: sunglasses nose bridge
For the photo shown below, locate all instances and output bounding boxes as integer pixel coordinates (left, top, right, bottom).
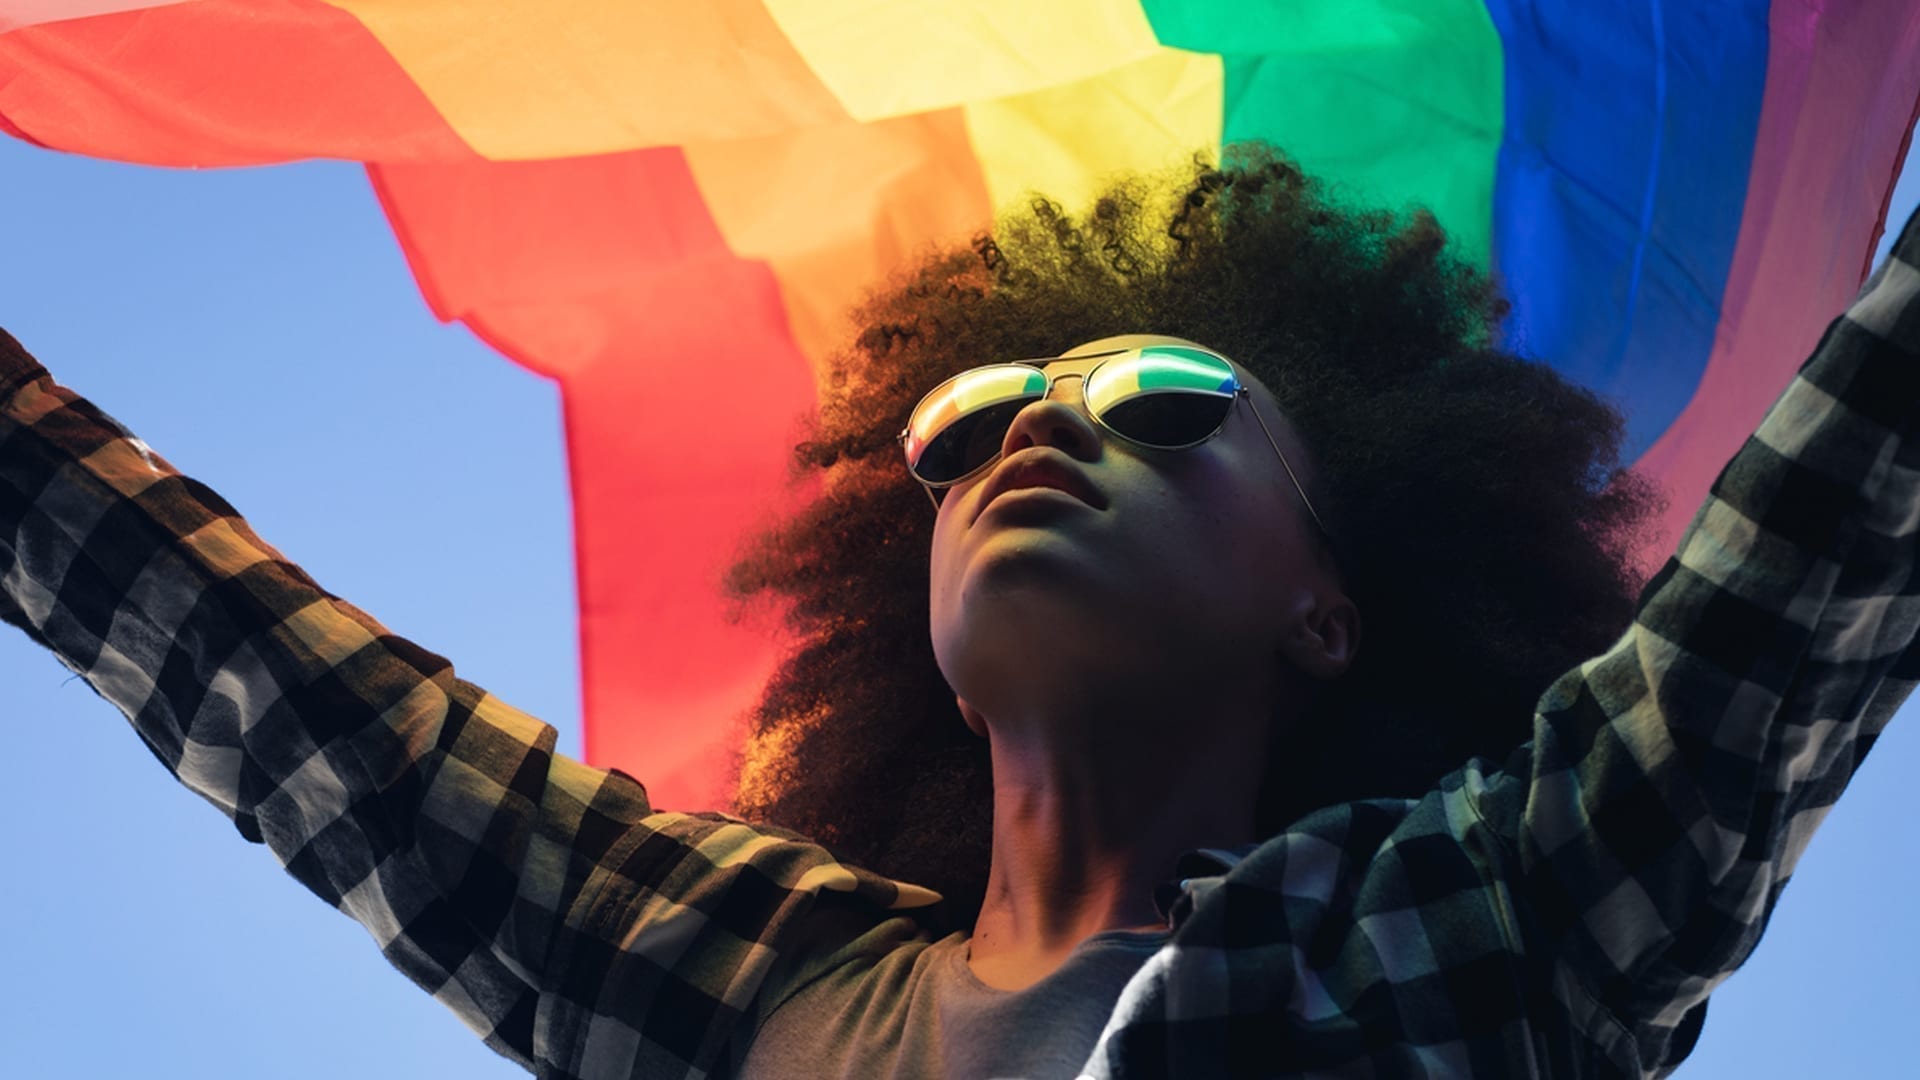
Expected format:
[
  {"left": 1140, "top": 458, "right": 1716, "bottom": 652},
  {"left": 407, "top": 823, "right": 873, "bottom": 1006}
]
[
  {"left": 999, "top": 370, "right": 1103, "bottom": 455},
  {"left": 1037, "top": 369, "right": 1090, "bottom": 411}
]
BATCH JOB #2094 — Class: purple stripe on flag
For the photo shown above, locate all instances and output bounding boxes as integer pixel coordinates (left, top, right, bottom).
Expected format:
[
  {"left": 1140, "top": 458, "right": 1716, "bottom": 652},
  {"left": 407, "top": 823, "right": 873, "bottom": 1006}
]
[{"left": 1628, "top": 2, "right": 1920, "bottom": 574}]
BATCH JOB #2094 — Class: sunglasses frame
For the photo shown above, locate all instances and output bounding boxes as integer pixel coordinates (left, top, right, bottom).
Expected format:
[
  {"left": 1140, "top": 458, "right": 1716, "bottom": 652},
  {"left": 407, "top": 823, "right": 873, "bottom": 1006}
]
[{"left": 895, "top": 346, "right": 1331, "bottom": 541}]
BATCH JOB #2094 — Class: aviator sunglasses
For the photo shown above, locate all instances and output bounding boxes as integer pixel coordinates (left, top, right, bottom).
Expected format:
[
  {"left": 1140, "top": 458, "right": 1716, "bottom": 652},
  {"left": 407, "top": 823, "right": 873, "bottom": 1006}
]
[{"left": 897, "top": 344, "right": 1330, "bottom": 537}]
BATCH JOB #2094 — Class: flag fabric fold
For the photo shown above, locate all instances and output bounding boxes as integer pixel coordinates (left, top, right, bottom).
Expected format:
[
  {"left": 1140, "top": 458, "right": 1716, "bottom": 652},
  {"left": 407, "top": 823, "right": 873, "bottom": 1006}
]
[{"left": 4, "top": 0, "right": 1917, "bottom": 810}]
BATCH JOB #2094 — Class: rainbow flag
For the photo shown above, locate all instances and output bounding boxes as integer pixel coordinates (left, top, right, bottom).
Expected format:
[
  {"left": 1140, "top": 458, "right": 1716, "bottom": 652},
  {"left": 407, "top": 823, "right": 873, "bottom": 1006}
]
[{"left": 4, "top": 1, "right": 1916, "bottom": 810}]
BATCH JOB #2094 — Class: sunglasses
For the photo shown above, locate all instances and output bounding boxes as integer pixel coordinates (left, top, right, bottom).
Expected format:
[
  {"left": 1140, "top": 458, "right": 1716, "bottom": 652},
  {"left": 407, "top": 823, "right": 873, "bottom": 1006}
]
[{"left": 896, "top": 344, "right": 1330, "bottom": 537}]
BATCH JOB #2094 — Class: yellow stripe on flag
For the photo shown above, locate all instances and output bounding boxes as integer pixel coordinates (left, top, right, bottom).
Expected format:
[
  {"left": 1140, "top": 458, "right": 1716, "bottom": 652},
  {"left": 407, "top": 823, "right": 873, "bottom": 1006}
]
[
  {"left": 964, "top": 48, "right": 1224, "bottom": 219},
  {"left": 762, "top": 0, "right": 1164, "bottom": 122},
  {"left": 322, "top": 0, "right": 852, "bottom": 159}
]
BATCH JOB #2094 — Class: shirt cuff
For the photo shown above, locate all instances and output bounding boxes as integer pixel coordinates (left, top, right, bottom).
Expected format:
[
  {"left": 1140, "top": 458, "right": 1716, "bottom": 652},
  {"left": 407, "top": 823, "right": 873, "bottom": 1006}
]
[{"left": 0, "top": 328, "right": 51, "bottom": 406}]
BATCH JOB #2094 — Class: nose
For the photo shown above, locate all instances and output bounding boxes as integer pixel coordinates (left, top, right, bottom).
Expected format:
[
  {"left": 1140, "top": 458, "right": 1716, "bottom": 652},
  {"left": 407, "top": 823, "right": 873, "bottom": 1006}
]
[{"left": 996, "top": 373, "right": 1102, "bottom": 464}]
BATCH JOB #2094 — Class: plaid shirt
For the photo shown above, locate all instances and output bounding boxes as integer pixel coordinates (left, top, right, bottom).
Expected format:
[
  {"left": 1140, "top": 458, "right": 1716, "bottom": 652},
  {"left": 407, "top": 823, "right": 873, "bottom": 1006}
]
[{"left": 3, "top": 205, "right": 1916, "bottom": 1079}]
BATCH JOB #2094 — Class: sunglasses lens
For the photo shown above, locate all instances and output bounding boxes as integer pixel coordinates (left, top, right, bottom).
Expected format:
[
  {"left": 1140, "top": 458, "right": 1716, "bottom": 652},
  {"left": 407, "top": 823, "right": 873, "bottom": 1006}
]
[
  {"left": 914, "top": 396, "right": 1033, "bottom": 485},
  {"left": 1084, "top": 346, "right": 1237, "bottom": 446},
  {"left": 906, "top": 347, "right": 1239, "bottom": 486},
  {"left": 1099, "top": 390, "right": 1233, "bottom": 446},
  {"left": 906, "top": 365, "right": 1048, "bottom": 485}
]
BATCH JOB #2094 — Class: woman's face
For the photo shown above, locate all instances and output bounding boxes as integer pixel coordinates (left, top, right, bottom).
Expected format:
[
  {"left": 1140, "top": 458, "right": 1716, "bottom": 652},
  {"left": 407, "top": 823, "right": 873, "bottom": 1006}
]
[{"left": 926, "top": 333, "right": 1354, "bottom": 731}]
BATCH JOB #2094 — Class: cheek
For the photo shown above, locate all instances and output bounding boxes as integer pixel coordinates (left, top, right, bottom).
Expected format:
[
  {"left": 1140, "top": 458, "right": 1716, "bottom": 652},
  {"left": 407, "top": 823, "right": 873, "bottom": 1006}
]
[
  {"left": 925, "top": 498, "right": 970, "bottom": 613},
  {"left": 1165, "top": 441, "right": 1284, "bottom": 531},
  {"left": 1164, "top": 456, "right": 1301, "bottom": 594}
]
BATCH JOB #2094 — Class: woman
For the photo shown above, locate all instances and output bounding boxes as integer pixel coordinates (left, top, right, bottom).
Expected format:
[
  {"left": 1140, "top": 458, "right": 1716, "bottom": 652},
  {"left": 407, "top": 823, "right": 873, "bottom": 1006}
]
[{"left": 2, "top": 145, "right": 1913, "bottom": 1077}]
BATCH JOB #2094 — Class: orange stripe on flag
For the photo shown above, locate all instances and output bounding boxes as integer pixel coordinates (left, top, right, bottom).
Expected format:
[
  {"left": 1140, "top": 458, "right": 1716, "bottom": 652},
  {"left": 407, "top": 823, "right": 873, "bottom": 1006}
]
[
  {"left": 0, "top": 0, "right": 475, "bottom": 165},
  {"left": 372, "top": 151, "right": 825, "bottom": 810},
  {"left": 685, "top": 109, "right": 994, "bottom": 372},
  {"left": 326, "top": 0, "right": 853, "bottom": 160}
]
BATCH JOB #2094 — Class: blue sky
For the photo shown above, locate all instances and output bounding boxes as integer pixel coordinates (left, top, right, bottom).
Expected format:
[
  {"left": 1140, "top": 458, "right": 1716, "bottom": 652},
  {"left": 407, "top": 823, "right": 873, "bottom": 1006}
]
[{"left": 1, "top": 133, "right": 1916, "bottom": 1078}]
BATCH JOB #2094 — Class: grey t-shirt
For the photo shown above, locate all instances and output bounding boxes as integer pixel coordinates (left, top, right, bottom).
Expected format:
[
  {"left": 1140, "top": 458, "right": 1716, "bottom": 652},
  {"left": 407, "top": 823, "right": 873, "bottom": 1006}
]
[{"left": 741, "top": 926, "right": 1169, "bottom": 1079}]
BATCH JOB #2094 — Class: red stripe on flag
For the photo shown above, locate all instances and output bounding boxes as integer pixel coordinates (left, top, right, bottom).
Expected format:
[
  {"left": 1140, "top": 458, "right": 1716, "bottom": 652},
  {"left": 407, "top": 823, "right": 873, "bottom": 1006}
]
[
  {"left": 0, "top": 0, "right": 474, "bottom": 165},
  {"left": 372, "top": 151, "right": 821, "bottom": 811}
]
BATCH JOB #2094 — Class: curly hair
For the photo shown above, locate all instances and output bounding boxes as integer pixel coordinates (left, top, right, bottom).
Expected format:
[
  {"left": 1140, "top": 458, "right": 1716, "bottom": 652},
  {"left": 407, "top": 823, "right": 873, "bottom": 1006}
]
[{"left": 719, "top": 142, "right": 1662, "bottom": 930}]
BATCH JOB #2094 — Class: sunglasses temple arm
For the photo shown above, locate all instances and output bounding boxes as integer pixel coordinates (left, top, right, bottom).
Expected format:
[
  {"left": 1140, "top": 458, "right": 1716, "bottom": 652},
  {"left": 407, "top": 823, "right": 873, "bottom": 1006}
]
[{"left": 1242, "top": 393, "right": 1331, "bottom": 539}]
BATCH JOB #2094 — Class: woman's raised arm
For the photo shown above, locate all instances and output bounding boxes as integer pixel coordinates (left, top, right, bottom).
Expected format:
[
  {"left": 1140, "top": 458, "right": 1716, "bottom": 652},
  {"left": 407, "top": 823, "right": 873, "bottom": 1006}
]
[
  {"left": 0, "top": 330, "right": 934, "bottom": 1077},
  {"left": 1484, "top": 203, "right": 1920, "bottom": 1070}
]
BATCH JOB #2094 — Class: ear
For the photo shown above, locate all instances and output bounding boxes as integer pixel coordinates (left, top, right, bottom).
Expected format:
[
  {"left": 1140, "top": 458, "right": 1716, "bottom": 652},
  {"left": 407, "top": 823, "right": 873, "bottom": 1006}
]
[
  {"left": 1277, "top": 589, "right": 1361, "bottom": 681},
  {"left": 956, "top": 695, "right": 989, "bottom": 738}
]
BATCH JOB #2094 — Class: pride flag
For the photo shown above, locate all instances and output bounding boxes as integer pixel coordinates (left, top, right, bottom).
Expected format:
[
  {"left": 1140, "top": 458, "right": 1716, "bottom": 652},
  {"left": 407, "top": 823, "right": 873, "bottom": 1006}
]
[{"left": 4, "top": 0, "right": 1917, "bottom": 812}]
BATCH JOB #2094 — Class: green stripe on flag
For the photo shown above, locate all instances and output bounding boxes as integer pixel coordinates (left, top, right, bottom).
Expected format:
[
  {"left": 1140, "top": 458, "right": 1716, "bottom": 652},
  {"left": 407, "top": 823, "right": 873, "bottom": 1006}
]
[{"left": 1141, "top": 0, "right": 1503, "bottom": 267}]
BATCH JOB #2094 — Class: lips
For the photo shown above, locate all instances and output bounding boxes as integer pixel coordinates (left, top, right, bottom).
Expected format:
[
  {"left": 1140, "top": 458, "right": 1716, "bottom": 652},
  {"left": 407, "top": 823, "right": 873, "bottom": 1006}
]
[{"left": 972, "top": 447, "right": 1108, "bottom": 523}]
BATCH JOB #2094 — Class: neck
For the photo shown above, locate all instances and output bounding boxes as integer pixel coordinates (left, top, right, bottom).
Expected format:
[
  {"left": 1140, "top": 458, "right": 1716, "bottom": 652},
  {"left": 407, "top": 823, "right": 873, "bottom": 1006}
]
[{"left": 966, "top": 692, "right": 1268, "bottom": 990}]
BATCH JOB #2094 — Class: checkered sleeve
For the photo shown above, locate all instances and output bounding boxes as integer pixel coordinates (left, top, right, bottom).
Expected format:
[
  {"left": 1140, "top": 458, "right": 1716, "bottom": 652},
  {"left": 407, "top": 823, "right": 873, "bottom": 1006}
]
[
  {"left": 0, "top": 330, "right": 934, "bottom": 1078},
  {"left": 1490, "top": 204, "right": 1920, "bottom": 1073}
]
